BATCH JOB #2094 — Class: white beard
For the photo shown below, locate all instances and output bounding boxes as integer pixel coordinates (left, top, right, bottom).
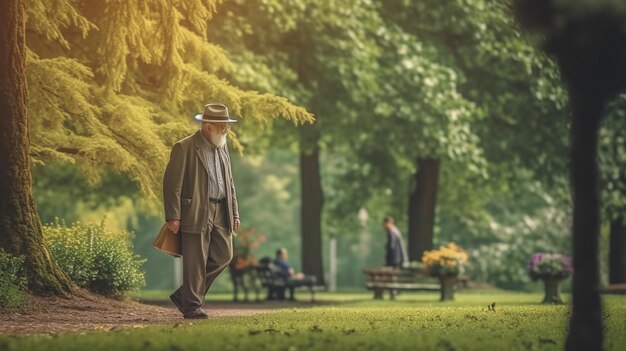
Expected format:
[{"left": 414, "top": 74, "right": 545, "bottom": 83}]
[{"left": 209, "top": 131, "right": 227, "bottom": 148}]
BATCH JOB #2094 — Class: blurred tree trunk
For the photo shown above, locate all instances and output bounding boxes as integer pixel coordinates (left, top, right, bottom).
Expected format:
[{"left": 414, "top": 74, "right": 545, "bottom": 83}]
[
  {"left": 408, "top": 158, "right": 440, "bottom": 261},
  {"left": 566, "top": 90, "right": 603, "bottom": 351},
  {"left": 609, "top": 217, "right": 626, "bottom": 284},
  {"left": 0, "top": 0, "right": 72, "bottom": 295},
  {"left": 299, "top": 124, "right": 325, "bottom": 285},
  {"left": 513, "top": 1, "right": 626, "bottom": 350}
]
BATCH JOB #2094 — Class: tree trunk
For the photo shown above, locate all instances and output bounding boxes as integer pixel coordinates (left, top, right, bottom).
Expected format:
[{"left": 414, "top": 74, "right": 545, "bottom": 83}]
[
  {"left": 0, "top": 0, "right": 72, "bottom": 295},
  {"left": 565, "top": 91, "right": 603, "bottom": 351},
  {"left": 609, "top": 217, "right": 626, "bottom": 284},
  {"left": 408, "top": 158, "right": 440, "bottom": 262},
  {"left": 299, "top": 124, "right": 325, "bottom": 286}
]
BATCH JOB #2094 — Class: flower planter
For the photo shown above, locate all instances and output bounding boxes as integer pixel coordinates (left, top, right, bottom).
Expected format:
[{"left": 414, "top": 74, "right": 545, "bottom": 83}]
[
  {"left": 422, "top": 243, "right": 468, "bottom": 302},
  {"left": 438, "top": 275, "right": 457, "bottom": 301},
  {"left": 541, "top": 276, "right": 565, "bottom": 304},
  {"left": 528, "top": 252, "right": 572, "bottom": 304}
]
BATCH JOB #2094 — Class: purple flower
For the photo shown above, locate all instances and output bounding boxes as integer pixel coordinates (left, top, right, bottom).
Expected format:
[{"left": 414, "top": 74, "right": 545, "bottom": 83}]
[{"left": 528, "top": 252, "right": 573, "bottom": 280}]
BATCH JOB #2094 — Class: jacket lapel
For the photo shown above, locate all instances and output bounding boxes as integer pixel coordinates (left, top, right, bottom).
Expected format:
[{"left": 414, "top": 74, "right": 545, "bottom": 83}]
[{"left": 193, "top": 131, "right": 209, "bottom": 174}]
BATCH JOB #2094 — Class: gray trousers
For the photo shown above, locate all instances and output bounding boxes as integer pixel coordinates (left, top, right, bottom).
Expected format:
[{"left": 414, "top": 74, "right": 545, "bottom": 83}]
[{"left": 172, "top": 200, "right": 233, "bottom": 313}]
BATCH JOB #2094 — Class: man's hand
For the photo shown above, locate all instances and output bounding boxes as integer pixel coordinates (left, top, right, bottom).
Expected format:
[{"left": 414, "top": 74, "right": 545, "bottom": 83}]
[
  {"left": 166, "top": 220, "right": 180, "bottom": 234},
  {"left": 234, "top": 217, "right": 241, "bottom": 231}
]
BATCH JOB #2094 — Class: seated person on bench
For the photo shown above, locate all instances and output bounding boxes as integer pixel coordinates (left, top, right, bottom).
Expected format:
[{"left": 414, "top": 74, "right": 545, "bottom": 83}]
[{"left": 274, "top": 247, "right": 307, "bottom": 300}]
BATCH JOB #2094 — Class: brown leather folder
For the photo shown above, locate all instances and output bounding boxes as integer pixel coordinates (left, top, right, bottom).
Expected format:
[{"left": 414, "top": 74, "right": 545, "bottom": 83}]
[{"left": 153, "top": 224, "right": 182, "bottom": 257}]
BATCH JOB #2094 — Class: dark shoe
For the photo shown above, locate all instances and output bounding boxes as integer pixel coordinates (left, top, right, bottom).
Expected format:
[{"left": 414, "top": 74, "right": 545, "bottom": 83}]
[
  {"left": 183, "top": 309, "right": 209, "bottom": 319},
  {"left": 170, "top": 293, "right": 183, "bottom": 313}
]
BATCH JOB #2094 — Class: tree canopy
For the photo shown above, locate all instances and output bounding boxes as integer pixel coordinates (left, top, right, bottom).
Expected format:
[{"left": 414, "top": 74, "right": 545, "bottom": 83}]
[{"left": 25, "top": 0, "right": 313, "bottom": 205}]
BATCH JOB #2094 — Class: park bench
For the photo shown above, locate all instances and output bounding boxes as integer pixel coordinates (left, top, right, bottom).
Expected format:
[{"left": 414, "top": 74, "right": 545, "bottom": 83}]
[
  {"left": 229, "top": 260, "right": 262, "bottom": 302},
  {"left": 363, "top": 267, "right": 469, "bottom": 300},
  {"left": 257, "top": 257, "right": 318, "bottom": 302},
  {"left": 599, "top": 284, "right": 626, "bottom": 294},
  {"left": 230, "top": 257, "right": 318, "bottom": 302}
]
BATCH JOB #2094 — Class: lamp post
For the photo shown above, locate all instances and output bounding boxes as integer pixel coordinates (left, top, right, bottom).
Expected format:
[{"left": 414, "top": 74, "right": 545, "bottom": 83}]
[{"left": 329, "top": 234, "right": 337, "bottom": 292}]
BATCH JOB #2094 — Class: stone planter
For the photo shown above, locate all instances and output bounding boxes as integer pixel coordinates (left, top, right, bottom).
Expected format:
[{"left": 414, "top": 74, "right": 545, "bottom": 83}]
[
  {"left": 541, "top": 276, "right": 565, "bottom": 304},
  {"left": 438, "top": 275, "right": 458, "bottom": 301}
]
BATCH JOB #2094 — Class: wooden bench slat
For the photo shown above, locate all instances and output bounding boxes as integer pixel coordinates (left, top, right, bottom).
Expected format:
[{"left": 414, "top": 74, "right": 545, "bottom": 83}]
[
  {"left": 363, "top": 267, "right": 470, "bottom": 299},
  {"left": 366, "top": 282, "right": 440, "bottom": 291}
]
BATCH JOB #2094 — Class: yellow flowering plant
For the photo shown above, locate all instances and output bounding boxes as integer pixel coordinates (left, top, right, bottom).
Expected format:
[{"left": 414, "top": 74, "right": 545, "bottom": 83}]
[{"left": 421, "top": 243, "right": 469, "bottom": 277}]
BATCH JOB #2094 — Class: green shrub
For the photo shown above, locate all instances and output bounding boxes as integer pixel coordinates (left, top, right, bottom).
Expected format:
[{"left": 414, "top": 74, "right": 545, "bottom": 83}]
[
  {"left": 43, "top": 220, "right": 145, "bottom": 296},
  {"left": 0, "top": 248, "right": 28, "bottom": 309}
]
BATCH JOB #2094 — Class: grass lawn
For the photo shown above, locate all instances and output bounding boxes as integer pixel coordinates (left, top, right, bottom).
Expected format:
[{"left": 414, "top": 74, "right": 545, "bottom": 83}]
[{"left": 2, "top": 291, "right": 625, "bottom": 351}]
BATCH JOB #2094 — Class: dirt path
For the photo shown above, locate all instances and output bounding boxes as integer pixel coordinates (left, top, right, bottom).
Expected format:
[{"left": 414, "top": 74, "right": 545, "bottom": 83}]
[{"left": 0, "top": 291, "right": 277, "bottom": 336}]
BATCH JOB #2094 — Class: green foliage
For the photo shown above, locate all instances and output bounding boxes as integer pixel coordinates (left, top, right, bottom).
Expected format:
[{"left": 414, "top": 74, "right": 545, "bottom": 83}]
[
  {"left": 24, "top": 0, "right": 313, "bottom": 208},
  {"left": 371, "top": 26, "right": 481, "bottom": 161},
  {"left": 600, "top": 94, "right": 626, "bottom": 220},
  {"left": 396, "top": 0, "right": 568, "bottom": 171},
  {"left": 229, "top": 151, "right": 302, "bottom": 267},
  {"left": 209, "top": 0, "right": 384, "bottom": 146},
  {"left": 0, "top": 249, "right": 28, "bottom": 309},
  {"left": 325, "top": 0, "right": 569, "bottom": 245},
  {"left": 443, "top": 177, "right": 572, "bottom": 290},
  {"left": 25, "top": 0, "right": 95, "bottom": 49},
  {"left": 43, "top": 220, "right": 145, "bottom": 296},
  {"left": 33, "top": 162, "right": 140, "bottom": 225},
  {"left": 3, "top": 293, "right": 626, "bottom": 350}
]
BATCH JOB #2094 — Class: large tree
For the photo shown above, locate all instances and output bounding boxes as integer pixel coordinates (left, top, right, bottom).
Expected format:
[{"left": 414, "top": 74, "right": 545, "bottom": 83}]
[
  {"left": 328, "top": 23, "right": 481, "bottom": 261},
  {"left": 0, "top": 0, "right": 73, "bottom": 295},
  {"left": 515, "top": 0, "right": 626, "bottom": 349}
]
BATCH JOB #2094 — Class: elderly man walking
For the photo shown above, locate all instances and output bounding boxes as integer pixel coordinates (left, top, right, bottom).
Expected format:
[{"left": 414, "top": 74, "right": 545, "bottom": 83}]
[{"left": 163, "top": 102, "right": 240, "bottom": 319}]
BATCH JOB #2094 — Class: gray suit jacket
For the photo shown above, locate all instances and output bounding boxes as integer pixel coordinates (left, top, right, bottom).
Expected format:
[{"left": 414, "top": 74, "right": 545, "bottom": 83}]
[
  {"left": 163, "top": 130, "right": 239, "bottom": 234},
  {"left": 385, "top": 226, "right": 406, "bottom": 267}
]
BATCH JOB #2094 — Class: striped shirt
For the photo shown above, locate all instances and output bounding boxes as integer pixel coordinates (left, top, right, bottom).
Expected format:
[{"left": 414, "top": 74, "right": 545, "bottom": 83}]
[{"left": 199, "top": 135, "right": 226, "bottom": 200}]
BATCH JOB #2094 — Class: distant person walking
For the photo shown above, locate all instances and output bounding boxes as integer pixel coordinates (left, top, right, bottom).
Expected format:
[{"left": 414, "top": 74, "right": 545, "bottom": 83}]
[
  {"left": 383, "top": 216, "right": 406, "bottom": 269},
  {"left": 163, "top": 102, "right": 240, "bottom": 319}
]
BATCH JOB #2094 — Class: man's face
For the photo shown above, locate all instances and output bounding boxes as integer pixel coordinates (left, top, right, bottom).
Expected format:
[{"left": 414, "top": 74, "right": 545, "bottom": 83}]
[
  {"left": 208, "top": 122, "right": 229, "bottom": 134},
  {"left": 203, "top": 122, "right": 229, "bottom": 147}
]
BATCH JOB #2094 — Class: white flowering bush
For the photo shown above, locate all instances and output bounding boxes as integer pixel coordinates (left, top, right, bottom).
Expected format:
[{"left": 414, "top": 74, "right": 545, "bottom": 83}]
[
  {"left": 44, "top": 220, "right": 145, "bottom": 296},
  {"left": 439, "top": 183, "right": 573, "bottom": 290}
]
